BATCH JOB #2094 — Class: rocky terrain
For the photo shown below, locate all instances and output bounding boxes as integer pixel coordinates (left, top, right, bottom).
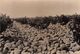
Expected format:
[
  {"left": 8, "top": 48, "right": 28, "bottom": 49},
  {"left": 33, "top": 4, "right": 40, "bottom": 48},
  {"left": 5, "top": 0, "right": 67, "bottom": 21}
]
[{"left": 0, "top": 14, "right": 80, "bottom": 54}]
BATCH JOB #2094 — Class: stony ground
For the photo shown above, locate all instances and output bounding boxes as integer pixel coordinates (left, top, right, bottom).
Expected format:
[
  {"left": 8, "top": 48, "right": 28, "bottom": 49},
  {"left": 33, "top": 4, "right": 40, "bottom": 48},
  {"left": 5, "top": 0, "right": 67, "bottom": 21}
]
[{"left": 0, "top": 21, "right": 80, "bottom": 54}]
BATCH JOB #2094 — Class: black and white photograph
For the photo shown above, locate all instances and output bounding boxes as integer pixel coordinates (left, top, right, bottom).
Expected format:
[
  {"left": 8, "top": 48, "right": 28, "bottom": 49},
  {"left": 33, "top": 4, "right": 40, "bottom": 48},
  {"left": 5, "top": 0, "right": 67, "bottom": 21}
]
[{"left": 0, "top": 0, "right": 80, "bottom": 54}]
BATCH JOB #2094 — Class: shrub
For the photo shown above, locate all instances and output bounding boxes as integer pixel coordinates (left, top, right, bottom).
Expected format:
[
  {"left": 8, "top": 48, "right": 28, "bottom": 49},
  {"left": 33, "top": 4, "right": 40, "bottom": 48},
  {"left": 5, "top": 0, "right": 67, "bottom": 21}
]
[
  {"left": 28, "top": 17, "right": 50, "bottom": 29},
  {"left": 48, "top": 16, "right": 58, "bottom": 24},
  {"left": 14, "top": 17, "right": 30, "bottom": 24},
  {"left": 57, "top": 15, "right": 69, "bottom": 25},
  {"left": 0, "top": 14, "right": 13, "bottom": 32}
]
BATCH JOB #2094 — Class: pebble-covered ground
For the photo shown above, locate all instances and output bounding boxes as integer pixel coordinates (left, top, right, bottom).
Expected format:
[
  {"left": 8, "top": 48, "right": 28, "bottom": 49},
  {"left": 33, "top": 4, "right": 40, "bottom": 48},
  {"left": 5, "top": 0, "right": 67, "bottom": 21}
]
[{"left": 0, "top": 21, "right": 80, "bottom": 54}]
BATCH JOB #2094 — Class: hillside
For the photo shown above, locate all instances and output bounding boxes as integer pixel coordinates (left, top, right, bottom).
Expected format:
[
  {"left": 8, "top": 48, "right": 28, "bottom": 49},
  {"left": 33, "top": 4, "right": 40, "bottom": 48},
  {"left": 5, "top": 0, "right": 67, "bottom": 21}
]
[{"left": 0, "top": 14, "right": 80, "bottom": 54}]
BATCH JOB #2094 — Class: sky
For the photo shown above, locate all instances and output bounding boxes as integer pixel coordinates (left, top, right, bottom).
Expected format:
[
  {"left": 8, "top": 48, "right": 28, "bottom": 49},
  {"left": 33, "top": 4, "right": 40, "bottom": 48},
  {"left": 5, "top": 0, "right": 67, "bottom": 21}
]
[{"left": 0, "top": 0, "right": 80, "bottom": 18}]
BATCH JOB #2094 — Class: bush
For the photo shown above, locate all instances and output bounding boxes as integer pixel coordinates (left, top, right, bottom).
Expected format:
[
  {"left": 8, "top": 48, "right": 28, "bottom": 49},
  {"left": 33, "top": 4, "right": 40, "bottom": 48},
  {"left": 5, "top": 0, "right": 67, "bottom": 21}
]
[
  {"left": 14, "top": 17, "right": 30, "bottom": 24},
  {"left": 14, "top": 15, "right": 70, "bottom": 29},
  {"left": 48, "top": 16, "right": 58, "bottom": 24},
  {"left": 57, "top": 15, "right": 69, "bottom": 25},
  {"left": 0, "top": 14, "right": 13, "bottom": 32},
  {"left": 28, "top": 17, "right": 50, "bottom": 29}
]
